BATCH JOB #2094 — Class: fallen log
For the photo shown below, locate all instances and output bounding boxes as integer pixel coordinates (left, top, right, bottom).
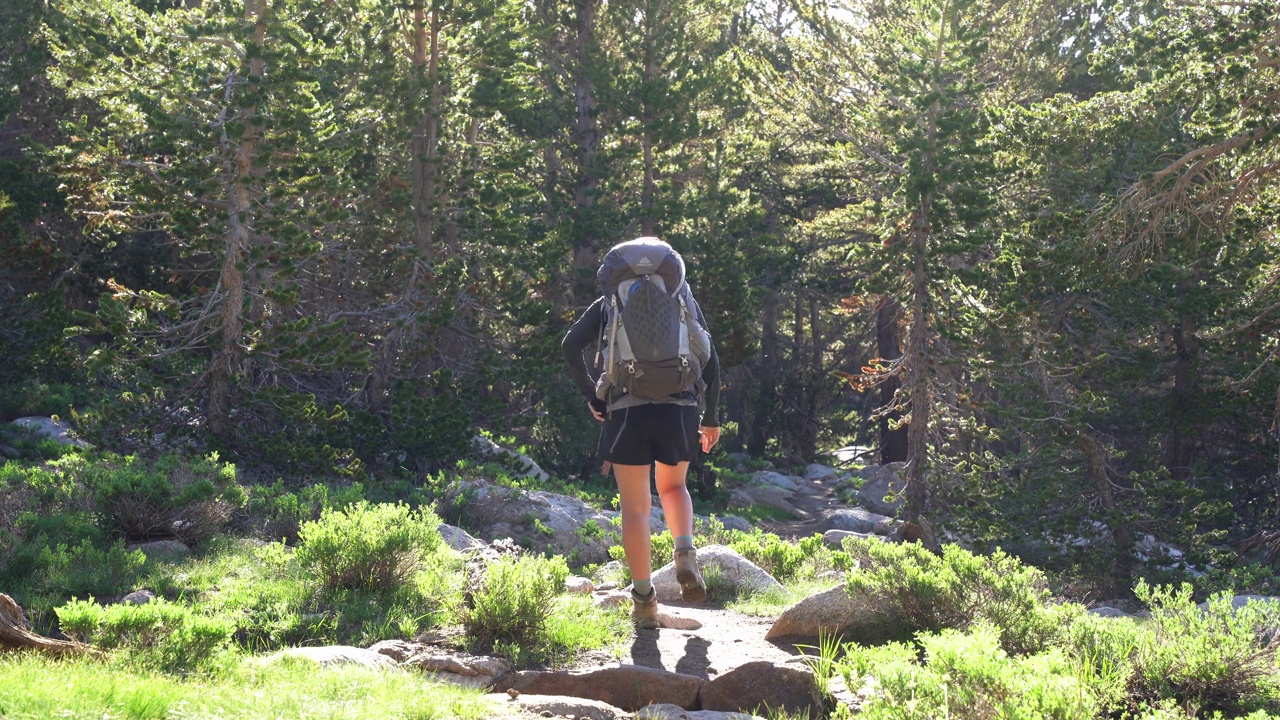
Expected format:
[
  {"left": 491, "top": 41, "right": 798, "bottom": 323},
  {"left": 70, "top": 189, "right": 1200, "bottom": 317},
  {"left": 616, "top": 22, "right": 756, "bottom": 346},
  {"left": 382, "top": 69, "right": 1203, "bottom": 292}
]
[{"left": 0, "top": 593, "right": 89, "bottom": 655}]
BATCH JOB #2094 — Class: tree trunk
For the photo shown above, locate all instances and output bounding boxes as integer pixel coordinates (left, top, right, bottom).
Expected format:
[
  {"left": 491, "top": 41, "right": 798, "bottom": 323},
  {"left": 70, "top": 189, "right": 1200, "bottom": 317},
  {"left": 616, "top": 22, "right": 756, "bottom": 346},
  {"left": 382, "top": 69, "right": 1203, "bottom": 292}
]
[
  {"left": 903, "top": 203, "right": 932, "bottom": 524},
  {"left": 367, "top": 1, "right": 443, "bottom": 411},
  {"left": 570, "top": 0, "right": 603, "bottom": 305},
  {"left": 1076, "top": 433, "right": 1135, "bottom": 590},
  {"left": 411, "top": 1, "right": 442, "bottom": 270},
  {"left": 748, "top": 275, "right": 779, "bottom": 457},
  {"left": 206, "top": 0, "right": 266, "bottom": 437},
  {"left": 0, "top": 593, "right": 88, "bottom": 655},
  {"left": 877, "top": 296, "right": 908, "bottom": 463},
  {"left": 639, "top": 4, "right": 661, "bottom": 236},
  {"left": 722, "top": 363, "right": 749, "bottom": 453},
  {"left": 1162, "top": 286, "right": 1199, "bottom": 479}
]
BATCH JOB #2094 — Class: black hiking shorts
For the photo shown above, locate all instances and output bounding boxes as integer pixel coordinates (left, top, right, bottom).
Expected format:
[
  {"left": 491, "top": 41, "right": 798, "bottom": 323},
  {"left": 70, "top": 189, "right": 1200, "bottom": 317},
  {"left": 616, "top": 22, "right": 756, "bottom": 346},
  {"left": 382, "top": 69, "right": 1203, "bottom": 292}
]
[{"left": 599, "top": 403, "right": 701, "bottom": 466}]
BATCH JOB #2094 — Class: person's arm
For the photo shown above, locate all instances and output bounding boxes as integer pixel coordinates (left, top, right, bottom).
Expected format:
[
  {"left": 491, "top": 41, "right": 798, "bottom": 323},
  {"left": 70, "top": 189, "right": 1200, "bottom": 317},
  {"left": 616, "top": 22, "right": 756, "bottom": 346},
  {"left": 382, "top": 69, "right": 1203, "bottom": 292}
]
[
  {"left": 694, "top": 303, "right": 720, "bottom": 429},
  {"left": 561, "top": 297, "right": 606, "bottom": 401}
]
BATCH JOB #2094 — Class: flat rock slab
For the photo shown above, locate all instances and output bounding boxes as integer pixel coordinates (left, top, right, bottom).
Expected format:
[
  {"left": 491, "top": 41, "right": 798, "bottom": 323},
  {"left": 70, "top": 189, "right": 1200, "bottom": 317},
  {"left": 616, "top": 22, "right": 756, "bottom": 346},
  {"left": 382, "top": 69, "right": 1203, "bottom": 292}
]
[
  {"left": 491, "top": 693, "right": 622, "bottom": 720},
  {"left": 637, "top": 703, "right": 764, "bottom": 720},
  {"left": 570, "top": 603, "right": 804, "bottom": 682},
  {"left": 698, "top": 661, "right": 823, "bottom": 719},
  {"left": 270, "top": 645, "right": 397, "bottom": 670},
  {"left": 492, "top": 666, "right": 704, "bottom": 711}
]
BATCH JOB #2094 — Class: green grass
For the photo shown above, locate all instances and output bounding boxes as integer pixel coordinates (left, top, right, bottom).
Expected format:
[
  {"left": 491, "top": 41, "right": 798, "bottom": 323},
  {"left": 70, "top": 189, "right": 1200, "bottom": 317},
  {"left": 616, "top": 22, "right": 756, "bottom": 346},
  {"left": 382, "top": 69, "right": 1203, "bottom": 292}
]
[{"left": 0, "top": 652, "right": 503, "bottom": 720}]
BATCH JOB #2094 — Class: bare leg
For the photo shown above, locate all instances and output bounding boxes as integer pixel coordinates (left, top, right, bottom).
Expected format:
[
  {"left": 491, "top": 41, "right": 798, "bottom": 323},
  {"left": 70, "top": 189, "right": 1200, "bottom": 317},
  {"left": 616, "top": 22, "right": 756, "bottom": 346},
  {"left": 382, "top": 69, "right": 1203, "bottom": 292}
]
[
  {"left": 654, "top": 461, "right": 694, "bottom": 540},
  {"left": 613, "top": 463, "right": 654, "bottom": 582}
]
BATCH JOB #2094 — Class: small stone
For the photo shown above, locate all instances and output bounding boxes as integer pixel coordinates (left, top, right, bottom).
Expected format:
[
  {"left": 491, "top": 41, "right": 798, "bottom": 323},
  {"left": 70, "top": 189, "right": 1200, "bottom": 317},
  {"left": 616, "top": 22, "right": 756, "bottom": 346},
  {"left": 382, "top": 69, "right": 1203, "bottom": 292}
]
[
  {"left": 120, "top": 590, "right": 156, "bottom": 605},
  {"left": 507, "top": 689, "right": 521, "bottom": 699},
  {"left": 566, "top": 576, "right": 595, "bottom": 595}
]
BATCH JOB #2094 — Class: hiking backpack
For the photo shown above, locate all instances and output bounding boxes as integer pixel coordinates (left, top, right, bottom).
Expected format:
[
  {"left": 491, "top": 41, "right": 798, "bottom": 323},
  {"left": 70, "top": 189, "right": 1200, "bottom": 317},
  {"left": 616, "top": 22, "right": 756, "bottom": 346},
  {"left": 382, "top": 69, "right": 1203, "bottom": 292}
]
[{"left": 594, "top": 237, "right": 713, "bottom": 403}]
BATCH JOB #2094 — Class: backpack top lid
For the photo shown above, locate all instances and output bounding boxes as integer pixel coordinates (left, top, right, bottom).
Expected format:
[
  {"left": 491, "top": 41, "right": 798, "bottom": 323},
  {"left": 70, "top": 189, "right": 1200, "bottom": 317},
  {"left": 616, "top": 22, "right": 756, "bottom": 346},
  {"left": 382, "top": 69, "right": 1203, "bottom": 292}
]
[{"left": 597, "top": 236, "right": 685, "bottom": 296}]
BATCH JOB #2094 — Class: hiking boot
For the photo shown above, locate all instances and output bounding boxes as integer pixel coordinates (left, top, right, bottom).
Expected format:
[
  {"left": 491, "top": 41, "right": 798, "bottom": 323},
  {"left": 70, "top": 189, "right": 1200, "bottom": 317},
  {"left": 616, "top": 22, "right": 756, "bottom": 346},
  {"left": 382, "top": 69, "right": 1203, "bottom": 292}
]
[
  {"left": 631, "top": 586, "right": 660, "bottom": 630},
  {"left": 673, "top": 548, "right": 707, "bottom": 603}
]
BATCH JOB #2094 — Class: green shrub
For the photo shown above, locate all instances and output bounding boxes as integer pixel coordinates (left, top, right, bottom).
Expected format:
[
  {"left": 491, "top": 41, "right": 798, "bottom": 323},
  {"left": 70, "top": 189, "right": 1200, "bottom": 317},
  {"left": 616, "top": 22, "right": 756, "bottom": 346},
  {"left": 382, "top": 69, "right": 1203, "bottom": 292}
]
[
  {"left": 295, "top": 501, "right": 442, "bottom": 592},
  {"left": 465, "top": 554, "right": 569, "bottom": 653},
  {"left": 1133, "top": 583, "right": 1280, "bottom": 714},
  {"left": 35, "top": 539, "right": 146, "bottom": 599},
  {"left": 607, "top": 519, "right": 849, "bottom": 588},
  {"left": 57, "top": 596, "right": 235, "bottom": 671},
  {"left": 1061, "top": 583, "right": 1280, "bottom": 716},
  {"left": 243, "top": 479, "right": 366, "bottom": 542},
  {"left": 839, "top": 623, "right": 1104, "bottom": 720},
  {"left": 843, "top": 538, "right": 1059, "bottom": 655},
  {"left": 79, "top": 451, "right": 245, "bottom": 544}
]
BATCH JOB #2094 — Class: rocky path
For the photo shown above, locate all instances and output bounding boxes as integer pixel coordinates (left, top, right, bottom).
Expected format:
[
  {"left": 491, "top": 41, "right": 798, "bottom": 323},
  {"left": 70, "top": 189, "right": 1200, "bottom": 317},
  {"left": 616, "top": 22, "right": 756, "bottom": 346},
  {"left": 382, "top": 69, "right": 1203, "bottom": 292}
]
[
  {"left": 754, "top": 471, "right": 847, "bottom": 541},
  {"left": 569, "top": 600, "right": 812, "bottom": 680}
]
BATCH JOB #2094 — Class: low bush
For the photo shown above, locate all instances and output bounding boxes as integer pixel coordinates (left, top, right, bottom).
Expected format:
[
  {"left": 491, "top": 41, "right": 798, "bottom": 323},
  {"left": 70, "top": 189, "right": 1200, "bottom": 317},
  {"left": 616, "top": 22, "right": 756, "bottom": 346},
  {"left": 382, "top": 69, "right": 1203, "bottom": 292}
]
[
  {"left": 295, "top": 501, "right": 442, "bottom": 592},
  {"left": 464, "top": 554, "right": 569, "bottom": 653},
  {"left": 36, "top": 539, "right": 146, "bottom": 600},
  {"left": 57, "top": 596, "right": 235, "bottom": 672},
  {"left": 1066, "top": 582, "right": 1280, "bottom": 716},
  {"left": 242, "top": 479, "right": 367, "bottom": 542},
  {"left": 607, "top": 518, "right": 849, "bottom": 589},
  {"left": 839, "top": 623, "right": 1103, "bottom": 720},
  {"left": 843, "top": 538, "right": 1060, "bottom": 655},
  {"left": 78, "top": 451, "right": 246, "bottom": 544}
]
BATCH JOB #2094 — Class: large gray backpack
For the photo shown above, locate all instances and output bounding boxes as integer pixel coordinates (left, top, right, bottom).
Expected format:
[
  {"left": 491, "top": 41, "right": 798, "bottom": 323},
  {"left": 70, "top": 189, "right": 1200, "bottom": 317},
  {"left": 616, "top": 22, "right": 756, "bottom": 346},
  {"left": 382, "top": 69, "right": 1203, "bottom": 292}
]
[{"left": 594, "top": 237, "right": 712, "bottom": 404}]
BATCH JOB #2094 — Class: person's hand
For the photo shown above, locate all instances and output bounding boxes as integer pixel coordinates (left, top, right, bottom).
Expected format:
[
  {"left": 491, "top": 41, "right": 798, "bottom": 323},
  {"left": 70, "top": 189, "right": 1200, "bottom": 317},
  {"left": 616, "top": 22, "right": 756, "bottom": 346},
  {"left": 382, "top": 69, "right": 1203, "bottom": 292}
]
[
  {"left": 588, "top": 398, "right": 608, "bottom": 422},
  {"left": 699, "top": 425, "right": 720, "bottom": 453}
]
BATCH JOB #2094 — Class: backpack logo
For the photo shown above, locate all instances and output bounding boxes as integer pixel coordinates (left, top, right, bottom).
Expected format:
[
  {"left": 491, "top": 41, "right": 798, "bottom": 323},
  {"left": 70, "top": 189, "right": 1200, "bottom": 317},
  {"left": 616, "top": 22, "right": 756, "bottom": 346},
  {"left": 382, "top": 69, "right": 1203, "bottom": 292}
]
[{"left": 636, "top": 256, "right": 655, "bottom": 268}]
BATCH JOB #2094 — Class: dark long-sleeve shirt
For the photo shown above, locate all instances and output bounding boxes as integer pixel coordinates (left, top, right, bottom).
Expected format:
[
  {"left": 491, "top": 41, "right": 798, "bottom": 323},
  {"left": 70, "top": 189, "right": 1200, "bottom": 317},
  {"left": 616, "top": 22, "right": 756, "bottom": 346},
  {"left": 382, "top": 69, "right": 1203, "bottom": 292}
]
[{"left": 561, "top": 296, "right": 720, "bottom": 426}]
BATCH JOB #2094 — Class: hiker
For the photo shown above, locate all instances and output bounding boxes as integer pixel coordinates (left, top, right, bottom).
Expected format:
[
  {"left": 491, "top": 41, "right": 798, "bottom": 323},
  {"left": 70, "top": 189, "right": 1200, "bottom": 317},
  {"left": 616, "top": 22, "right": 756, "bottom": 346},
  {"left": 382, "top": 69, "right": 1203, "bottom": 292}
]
[{"left": 561, "top": 237, "right": 721, "bottom": 630}]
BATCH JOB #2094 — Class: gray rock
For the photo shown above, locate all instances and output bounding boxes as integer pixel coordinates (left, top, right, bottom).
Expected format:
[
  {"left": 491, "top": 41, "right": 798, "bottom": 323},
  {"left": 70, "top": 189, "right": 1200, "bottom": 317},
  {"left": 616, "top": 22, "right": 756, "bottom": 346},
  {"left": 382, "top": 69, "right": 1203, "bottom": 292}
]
[
  {"left": 367, "top": 639, "right": 421, "bottom": 663},
  {"left": 656, "top": 612, "right": 703, "bottom": 630},
  {"left": 711, "top": 515, "right": 753, "bottom": 533},
  {"left": 804, "top": 464, "right": 839, "bottom": 482},
  {"left": 822, "top": 529, "right": 875, "bottom": 548},
  {"left": 593, "top": 589, "right": 630, "bottom": 611},
  {"left": 496, "top": 694, "right": 622, "bottom": 720},
  {"left": 445, "top": 479, "right": 623, "bottom": 565},
  {"left": 721, "top": 453, "right": 754, "bottom": 471},
  {"left": 271, "top": 645, "right": 398, "bottom": 670},
  {"left": 120, "top": 590, "right": 156, "bottom": 605},
  {"left": 750, "top": 471, "right": 801, "bottom": 492},
  {"left": 470, "top": 435, "right": 549, "bottom": 482},
  {"left": 652, "top": 545, "right": 781, "bottom": 599},
  {"left": 732, "top": 484, "right": 796, "bottom": 513},
  {"left": 698, "top": 661, "right": 823, "bottom": 719},
  {"left": 636, "top": 704, "right": 763, "bottom": 720},
  {"left": 766, "top": 584, "right": 899, "bottom": 644},
  {"left": 9, "top": 416, "right": 91, "bottom": 448},
  {"left": 438, "top": 523, "right": 487, "bottom": 553},
  {"left": 1198, "top": 595, "right": 1280, "bottom": 613},
  {"left": 492, "top": 666, "right": 705, "bottom": 712},
  {"left": 566, "top": 576, "right": 595, "bottom": 595},
  {"left": 819, "top": 507, "right": 893, "bottom": 535},
  {"left": 856, "top": 462, "right": 907, "bottom": 516},
  {"left": 405, "top": 649, "right": 511, "bottom": 679},
  {"left": 1089, "top": 606, "right": 1136, "bottom": 618},
  {"left": 125, "top": 540, "right": 192, "bottom": 559}
]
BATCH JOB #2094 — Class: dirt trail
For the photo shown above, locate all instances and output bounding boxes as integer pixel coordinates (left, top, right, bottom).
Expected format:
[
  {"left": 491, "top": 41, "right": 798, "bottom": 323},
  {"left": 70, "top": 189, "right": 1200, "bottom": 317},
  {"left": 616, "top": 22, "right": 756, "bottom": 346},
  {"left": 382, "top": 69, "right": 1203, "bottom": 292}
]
[
  {"left": 567, "top": 470, "right": 853, "bottom": 679},
  {"left": 755, "top": 471, "right": 847, "bottom": 541},
  {"left": 569, "top": 600, "right": 816, "bottom": 680}
]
